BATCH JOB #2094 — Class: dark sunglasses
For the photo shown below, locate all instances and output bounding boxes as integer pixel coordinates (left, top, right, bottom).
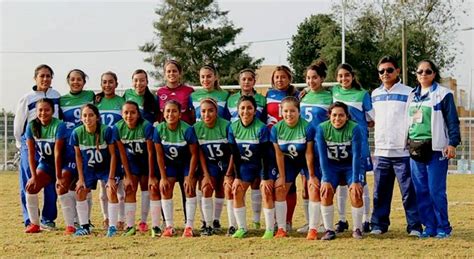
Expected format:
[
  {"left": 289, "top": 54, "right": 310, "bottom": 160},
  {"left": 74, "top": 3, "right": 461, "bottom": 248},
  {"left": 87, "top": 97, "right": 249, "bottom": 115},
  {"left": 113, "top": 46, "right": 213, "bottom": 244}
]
[
  {"left": 378, "top": 67, "right": 395, "bottom": 75},
  {"left": 416, "top": 69, "right": 433, "bottom": 75}
]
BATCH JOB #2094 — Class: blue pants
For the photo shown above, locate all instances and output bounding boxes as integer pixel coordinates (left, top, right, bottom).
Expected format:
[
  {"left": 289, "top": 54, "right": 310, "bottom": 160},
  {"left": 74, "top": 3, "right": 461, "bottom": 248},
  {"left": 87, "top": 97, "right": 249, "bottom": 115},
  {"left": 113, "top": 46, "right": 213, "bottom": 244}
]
[
  {"left": 410, "top": 151, "right": 451, "bottom": 235},
  {"left": 19, "top": 136, "right": 57, "bottom": 226},
  {"left": 371, "top": 156, "right": 422, "bottom": 233}
]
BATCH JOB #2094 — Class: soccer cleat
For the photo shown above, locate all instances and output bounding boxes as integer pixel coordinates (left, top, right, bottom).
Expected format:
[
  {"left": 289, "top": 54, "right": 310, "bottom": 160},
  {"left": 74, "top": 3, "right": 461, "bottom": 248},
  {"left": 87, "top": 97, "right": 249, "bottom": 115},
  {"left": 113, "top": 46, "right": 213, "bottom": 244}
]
[
  {"left": 182, "top": 227, "right": 194, "bottom": 238},
  {"left": 74, "top": 227, "right": 91, "bottom": 236},
  {"left": 370, "top": 229, "right": 383, "bottom": 235},
  {"left": 162, "top": 226, "right": 176, "bottom": 237},
  {"left": 64, "top": 226, "right": 76, "bottom": 235},
  {"left": 117, "top": 221, "right": 125, "bottom": 231},
  {"left": 335, "top": 220, "right": 349, "bottom": 233},
  {"left": 226, "top": 226, "right": 236, "bottom": 236},
  {"left": 122, "top": 226, "right": 136, "bottom": 236},
  {"left": 362, "top": 221, "right": 371, "bottom": 233},
  {"left": 286, "top": 222, "right": 292, "bottom": 233},
  {"left": 102, "top": 218, "right": 109, "bottom": 229},
  {"left": 274, "top": 228, "right": 288, "bottom": 238},
  {"left": 40, "top": 221, "right": 56, "bottom": 231},
  {"left": 25, "top": 224, "right": 41, "bottom": 233},
  {"left": 106, "top": 226, "right": 117, "bottom": 237},
  {"left": 262, "top": 230, "right": 274, "bottom": 240},
  {"left": 420, "top": 231, "right": 435, "bottom": 239},
  {"left": 435, "top": 231, "right": 451, "bottom": 239},
  {"left": 306, "top": 228, "right": 318, "bottom": 240},
  {"left": 352, "top": 228, "right": 363, "bottom": 239},
  {"left": 232, "top": 228, "right": 247, "bottom": 239},
  {"left": 408, "top": 230, "right": 421, "bottom": 237},
  {"left": 151, "top": 226, "right": 162, "bottom": 237},
  {"left": 297, "top": 223, "right": 309, "bottom": 234},
  {"left": 212, "top": 220, "right": 221, "bottom": 232},
  {"left": 88, "top": 220, "right": 95, "bottom": 231},
  {"left": 200, "top": 221, "right": 207, "bottom": 232},
  {"left": 321, "top": 230, "right": 336, "bottom": 240},
  {"left": 138, "top": 222, "right": 148, "bottom": 233},
  {"left": 200, "top": 226, "right": 214, "bottom": 236},
  {"left": 253, "top": 221, "right": 261, "bottom": 230}
]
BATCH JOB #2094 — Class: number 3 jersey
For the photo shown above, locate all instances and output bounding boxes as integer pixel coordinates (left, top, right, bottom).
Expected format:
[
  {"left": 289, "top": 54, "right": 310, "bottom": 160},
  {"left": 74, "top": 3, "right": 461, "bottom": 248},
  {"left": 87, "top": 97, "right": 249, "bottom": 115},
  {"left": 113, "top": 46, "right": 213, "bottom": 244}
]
[
  {"left": 193, "top": 117, "right": 231, "bottom": 172},
  {"left": 153, "top": 120, "right": 197, "bottom": 167},
  {"left": 72, "top": 124, "right": 114, "bottom": 174},
  {"left": 112, "top": 120, "right": 154, "bottom": 166},
  {"left": 25, "top": 118, "right": 68, "bottom": 167}
]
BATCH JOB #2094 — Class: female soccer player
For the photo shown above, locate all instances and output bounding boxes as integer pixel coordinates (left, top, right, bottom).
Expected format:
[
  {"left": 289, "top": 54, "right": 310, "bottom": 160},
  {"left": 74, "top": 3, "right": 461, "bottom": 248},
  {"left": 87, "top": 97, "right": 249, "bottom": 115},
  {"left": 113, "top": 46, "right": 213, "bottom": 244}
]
[
  {"left": 316, "top": 102, "right": 364, "bottom": 240},
  {"left": 270, "top": 96, "right": 316, "bottom": 238},
  {"left": 96, "top": 71, "right": 126, "bottom": 230},
  {"left": 265, "top": 65, "right": 300, "bottom": 232},
  {"left": 227, "top": 68, "right": 267, "bottom": 229},
  {"left": 72, "top": 104, "right": 118, "bottom": 236},
  {"left": 124, "top": 69, "right": 159, "bottom": 124},
  {"left": 228, "top": 95, "right": 270, "bottom": 238},
  {"left": 113, "top": 101, "right": 155, "bottom": 236},
  {"left": 194, "top": 98, "right": 234, "bottom": 236},
  {"left": 332, "top": 63, "right": 373, "bottom": 233},
  {"left": 24, "top": 99, "right": 67, "bottom": 233},
  {"left": 14, "top": 64, "right": 60, "bottom": 230},
  {"left": 59, "top": 69, "right": 95, "bottom": 233},
  {"left": 298, "top": 60, "right": 332, "bottom": 235},
  {"left": 153, "top": 100, "right": 199, "bottom": 237},
  {"left": 407, "top": 60, "right": 460, "bottom": 238}
]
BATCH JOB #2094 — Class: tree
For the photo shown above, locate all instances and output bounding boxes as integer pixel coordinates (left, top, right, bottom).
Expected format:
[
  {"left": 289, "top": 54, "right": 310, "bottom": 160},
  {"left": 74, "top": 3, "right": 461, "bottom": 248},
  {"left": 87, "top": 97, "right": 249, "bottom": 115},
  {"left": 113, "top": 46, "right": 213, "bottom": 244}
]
[{"left": 140, "top": 0, "right": 263, "bottom": 86}]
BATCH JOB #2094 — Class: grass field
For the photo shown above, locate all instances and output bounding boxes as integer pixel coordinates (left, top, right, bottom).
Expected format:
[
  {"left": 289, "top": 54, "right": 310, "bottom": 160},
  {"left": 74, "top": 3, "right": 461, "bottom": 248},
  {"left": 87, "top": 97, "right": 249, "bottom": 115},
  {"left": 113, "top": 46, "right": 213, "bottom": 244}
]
[{"left": 1, "top": 171, "right": 473, "bottom": 257}]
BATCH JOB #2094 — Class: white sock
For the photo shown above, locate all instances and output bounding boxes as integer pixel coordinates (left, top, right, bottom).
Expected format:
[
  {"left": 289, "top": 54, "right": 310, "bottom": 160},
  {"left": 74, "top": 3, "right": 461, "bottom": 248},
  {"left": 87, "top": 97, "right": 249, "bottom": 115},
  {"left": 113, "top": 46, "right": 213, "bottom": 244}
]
[
  {"left": 308, "top": 201, "right": 321, "bottom": 230},
  {"left": 202, "top": 197, "right": 213, "bottom": 225},
  {"left": 108, "top": 203, "right": 119, "bottom": 228},
  {"left": 234, "top": 207, "right": 247, "bottom": 230},
  {"left": 99, "top": 180, "right": 108, "bottom": 220},
  {"left": 226, "top": 199, "right": 237, "bottom": 227},
  {"left": 251, "top": 189, "right": 262, "bottom": 223},
  {"left": 196, "top": 190, "right": 204, "bottom": 222},
  {"left": 185, "top": 197, "right": 197, "bottom": 228},
  {"left": 59, "top": 193, "right": 75, "bottom": 227},
  {"left": 26, "top": 193, "right": 39, "bottom": 225},
  {"left": 141, "top": 191, "right": 150, "bottom": 223},
  {"left": 362, "top": 185, "right": 371, "bottom": 222},
  {"left": 87, "top": 192, "right": 93, "bottom": 220},
  {"left": 275, "top": 201, "right": 287, "bottom": 230},
  {"left": 263, "top": 208, "right": 275, "bottom": 232},
  {"left": 125, "top": 202, "right": 136, "bottom": 228},
  {"left": 213, "top": 198, "right": 224, "bottom": 222},
  {"left": 336, "top": 186, "right": 348, "bottom": 221},
  {"left": 303, "top": 199, "right": 309, "bottom": 225},
  {"left": 352, "top": 206, "right": 364, "bottom": 231},
  {"left": 117, "top": 182, "right": 125, "bottom": 222},
  {"left": 69, "top": 190, "right": 78, "bottom": 223},
  {"left": 76, "top": 200, "right": 89, "bottom": 226},
  {"left": 321, "top": 205, "right": 334, "bottom": 231},
  {"left": 150, "top": 200, "right": 162, "bottom": 228},
  {"left": 162, "top": 199, "right": 174, "bottom": 228}
]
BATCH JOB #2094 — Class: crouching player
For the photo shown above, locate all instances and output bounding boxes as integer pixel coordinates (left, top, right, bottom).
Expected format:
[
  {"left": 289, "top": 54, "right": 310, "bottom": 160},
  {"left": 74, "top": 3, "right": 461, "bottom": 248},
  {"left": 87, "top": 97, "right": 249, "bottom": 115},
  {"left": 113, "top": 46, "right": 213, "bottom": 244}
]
[{"left": 315, "top": 102, "right": 364, "bottom": 240}]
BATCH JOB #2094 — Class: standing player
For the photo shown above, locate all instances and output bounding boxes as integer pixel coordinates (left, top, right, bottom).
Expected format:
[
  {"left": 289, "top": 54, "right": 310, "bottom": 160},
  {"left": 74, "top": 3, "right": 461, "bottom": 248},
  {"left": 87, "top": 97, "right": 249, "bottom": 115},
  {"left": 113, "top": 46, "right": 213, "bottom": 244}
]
[
  {"left": 95, "top": 71, "right": 126, "bottom": 230},
  {"left": 194, "top": 98, "right": 234, "bottom": 236},
  {"left": 332, "top": 63, "right": 374, "bottom": 233},
  {"left": 72, "top": 104, "right": 118, "bottom": 236},
  {"left": 297, "top": 60, "right": 332, "bottom": 234},
  {"left": 270, "top": 96, "right": 316, "bottom": 238},
  {"left": 228, "top": 95, "right": 270, "bottom": 238},
  {"left": 316, "top": 102, "right": 364, "bottom": 240},
  {"left": 14, "top": 64, "right": 61, "bottom": 230},
  {"left": 24, "top": 99, "right": 67, "bottom": 233},
  {"left": 113, "top": 101, "right": 155, "bottom": 236},
  {"left": 153, "top": 100, "right": 199, "bottom": 237}
]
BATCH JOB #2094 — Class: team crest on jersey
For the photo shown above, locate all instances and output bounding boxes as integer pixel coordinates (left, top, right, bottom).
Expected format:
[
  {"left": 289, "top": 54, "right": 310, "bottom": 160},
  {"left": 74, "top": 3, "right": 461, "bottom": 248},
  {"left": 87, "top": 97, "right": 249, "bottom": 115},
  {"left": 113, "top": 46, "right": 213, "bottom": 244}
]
[{"left": 159, "top": 94, "right": 168, "bottom": 101}]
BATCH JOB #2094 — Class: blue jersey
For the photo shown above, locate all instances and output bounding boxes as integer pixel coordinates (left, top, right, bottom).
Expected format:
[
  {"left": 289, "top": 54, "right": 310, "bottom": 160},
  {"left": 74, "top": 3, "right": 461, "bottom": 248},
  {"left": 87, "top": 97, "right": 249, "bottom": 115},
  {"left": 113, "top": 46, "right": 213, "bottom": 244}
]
[{"left": 153, "top": 120, "right": 197, "bottom": 167}]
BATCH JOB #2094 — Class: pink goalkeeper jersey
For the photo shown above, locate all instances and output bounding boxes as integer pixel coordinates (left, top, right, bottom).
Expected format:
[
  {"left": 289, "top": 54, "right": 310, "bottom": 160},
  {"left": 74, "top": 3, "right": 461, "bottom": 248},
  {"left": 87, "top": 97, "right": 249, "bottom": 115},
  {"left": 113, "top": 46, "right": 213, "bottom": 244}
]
[{"left": 157, "top": 84, "right": 195, "bottom": 125}]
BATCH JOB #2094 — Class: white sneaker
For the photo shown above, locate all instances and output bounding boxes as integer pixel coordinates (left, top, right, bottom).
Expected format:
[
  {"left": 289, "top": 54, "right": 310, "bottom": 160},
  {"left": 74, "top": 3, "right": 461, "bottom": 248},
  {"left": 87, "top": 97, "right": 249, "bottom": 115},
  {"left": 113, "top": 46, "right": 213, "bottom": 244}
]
[
  {"left": 296, "top": 223, "right": 309, "bottom": 233},
  {"left": 370, "top": 229, "right": 383, "bottom": 235},
  {"left": 408, "top": 230, "right": 421, "bottom": 237}
]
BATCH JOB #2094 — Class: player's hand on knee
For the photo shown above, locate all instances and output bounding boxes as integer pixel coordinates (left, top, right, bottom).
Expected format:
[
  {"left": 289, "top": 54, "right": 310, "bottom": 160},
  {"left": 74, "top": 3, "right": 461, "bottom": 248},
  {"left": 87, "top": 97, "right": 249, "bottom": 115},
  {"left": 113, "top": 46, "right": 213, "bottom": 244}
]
[
  {"left": 320, "top": 182, "right": 333, "bottom": 199},
  {"left": 260, "top": 180, "right": 274, "bottom": 195},
  {"left": 349, "top": 182, "right": 363, "bottom": 198}
]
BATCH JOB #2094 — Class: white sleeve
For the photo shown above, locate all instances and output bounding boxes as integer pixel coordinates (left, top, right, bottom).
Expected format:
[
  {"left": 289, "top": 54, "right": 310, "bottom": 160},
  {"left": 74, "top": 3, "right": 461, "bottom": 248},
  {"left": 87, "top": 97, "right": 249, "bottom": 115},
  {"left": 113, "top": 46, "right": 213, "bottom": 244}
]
[{"left": 13, "top": 96, "right": 28, "bottom": 148}]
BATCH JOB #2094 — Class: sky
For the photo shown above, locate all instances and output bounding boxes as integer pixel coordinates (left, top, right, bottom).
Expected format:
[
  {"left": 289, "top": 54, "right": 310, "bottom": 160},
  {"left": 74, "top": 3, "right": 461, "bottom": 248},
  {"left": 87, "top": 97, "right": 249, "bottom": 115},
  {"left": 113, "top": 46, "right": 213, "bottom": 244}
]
[{"left": 0, "top": 0, "right": 473, "bottom": 112}]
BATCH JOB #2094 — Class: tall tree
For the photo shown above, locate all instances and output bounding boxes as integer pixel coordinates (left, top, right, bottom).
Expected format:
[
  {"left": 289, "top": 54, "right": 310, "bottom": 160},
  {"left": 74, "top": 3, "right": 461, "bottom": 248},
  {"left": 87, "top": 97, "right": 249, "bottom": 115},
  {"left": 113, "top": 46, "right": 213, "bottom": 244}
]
[{"left": 140, "top": 0, "right": 262, "bottom": 86}]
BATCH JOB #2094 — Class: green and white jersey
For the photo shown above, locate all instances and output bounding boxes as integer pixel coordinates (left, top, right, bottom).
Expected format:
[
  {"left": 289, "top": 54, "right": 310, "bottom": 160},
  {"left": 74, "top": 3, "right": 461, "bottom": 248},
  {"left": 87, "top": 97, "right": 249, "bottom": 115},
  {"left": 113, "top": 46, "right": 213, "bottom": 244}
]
[
  {"left": 123, "top": 89, "right": 157, "bottom": 123},
  {"left": 112, "top": 119, "right": 154, "bottom": 162},
  {"left": 228, "top": 118, "right": 268, "bottom": 169},
  {"left": 408, "top": 93, "right": 432, "bottom": 140},
  {"left": 193, "top": 118, "right": 231, "bottom": 168},
  {"left": 300, "top": 89, "right": 333, "bottom": 128},
  {"left": 25, "top": 118, "right": 67, "bottom": 166},
  {"left": 227, "top": 91, "right": 266, "bottom": 122},
  {"left": 96, "top": 95, "right": 125, "bottom": 127},
  {"left": 153, "top": 120, "right": 197, "bottom": 166},
  {"left": 60, "top": 90, "right": 95, "bottom": 129},
  {"left": 190, "top": 89, "right": 230, "bottom": 120},
  {"left": 270, "top": 119, "right": 315, "bottom": 165}
]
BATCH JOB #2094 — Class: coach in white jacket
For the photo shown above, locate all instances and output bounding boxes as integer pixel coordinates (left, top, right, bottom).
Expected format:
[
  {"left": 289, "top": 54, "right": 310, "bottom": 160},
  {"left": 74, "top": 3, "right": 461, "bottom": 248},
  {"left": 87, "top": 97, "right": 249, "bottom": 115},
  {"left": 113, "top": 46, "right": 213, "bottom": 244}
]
[{"left": 369, "top": 56, "right": 422, "bottom": 236}]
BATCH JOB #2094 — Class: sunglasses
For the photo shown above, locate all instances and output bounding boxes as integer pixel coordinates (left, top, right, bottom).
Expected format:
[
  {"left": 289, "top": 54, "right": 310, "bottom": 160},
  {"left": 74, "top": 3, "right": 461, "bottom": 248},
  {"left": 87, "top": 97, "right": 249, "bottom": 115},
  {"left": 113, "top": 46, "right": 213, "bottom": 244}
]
[
  {"left": 416, "top": 69, "right": 434, "bottom": 75},
  {"left": 378, "top": 67, "right": 395, "bottom": 75}
]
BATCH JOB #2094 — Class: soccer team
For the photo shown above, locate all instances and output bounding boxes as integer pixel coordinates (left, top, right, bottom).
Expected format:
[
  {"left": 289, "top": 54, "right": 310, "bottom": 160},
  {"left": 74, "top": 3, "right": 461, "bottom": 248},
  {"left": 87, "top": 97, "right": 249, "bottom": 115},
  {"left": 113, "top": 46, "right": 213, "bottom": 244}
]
[{"left": 13, "top": 56, "right": 460, "bottom": 240}]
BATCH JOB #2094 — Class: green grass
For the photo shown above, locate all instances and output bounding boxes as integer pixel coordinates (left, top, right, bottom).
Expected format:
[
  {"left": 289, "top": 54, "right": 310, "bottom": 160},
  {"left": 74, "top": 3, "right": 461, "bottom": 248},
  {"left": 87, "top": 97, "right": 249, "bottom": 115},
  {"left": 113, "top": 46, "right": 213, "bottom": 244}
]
[{"left": 1, "top": 171, "right": 473, "bottom": 257}]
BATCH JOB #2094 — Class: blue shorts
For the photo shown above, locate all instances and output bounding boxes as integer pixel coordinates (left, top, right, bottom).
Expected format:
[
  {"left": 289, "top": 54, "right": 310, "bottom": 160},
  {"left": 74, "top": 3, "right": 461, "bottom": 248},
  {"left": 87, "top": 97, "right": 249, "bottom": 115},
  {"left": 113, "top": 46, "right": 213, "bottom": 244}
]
[
  {"left": 62, "top": 158, "right": 78, "bottom": 176},
  {"left": 207, "top": 162, "right": 228, "bottom": 178},
  {"left": 84, "top": 170, "right": 109, "bottom": 190},
  {"left": 269, "top": 161, "right": 302, "bottom": 183},
  {"left": 322, "top": 162, "right": 364, "bottom": 189},
  {"left": 239, "top": 164, "right": 261, "bottom": 183},
  {"left": 165, "top": 164, "right": 189, "bottom": 178},
  {"left": 128, "top": 158, "right": 149, "bottom": 176},
  {"left": 37, "top": 162, "right": 56, "bottom": 179}
]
